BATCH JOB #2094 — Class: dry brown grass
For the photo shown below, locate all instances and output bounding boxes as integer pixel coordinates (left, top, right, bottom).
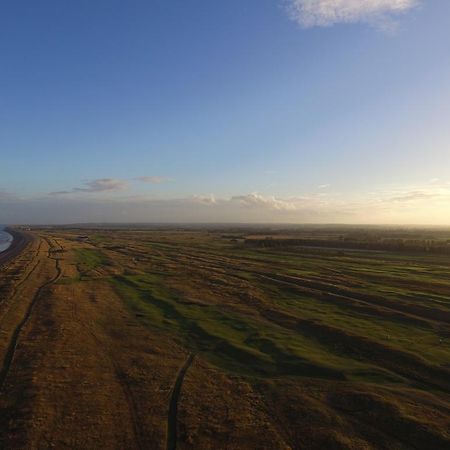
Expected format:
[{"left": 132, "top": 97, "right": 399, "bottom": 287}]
[{"left": 0, "top": 228, "right": 448, "bottom": 449}]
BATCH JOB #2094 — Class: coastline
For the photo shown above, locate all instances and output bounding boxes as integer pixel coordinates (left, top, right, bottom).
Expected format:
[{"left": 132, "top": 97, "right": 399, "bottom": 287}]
[
  {"left": 0, "top": 229, "right": 13, "bottom": 253},
  {"left": 0, "top": 228, "right": 32, "bottom": 267}
]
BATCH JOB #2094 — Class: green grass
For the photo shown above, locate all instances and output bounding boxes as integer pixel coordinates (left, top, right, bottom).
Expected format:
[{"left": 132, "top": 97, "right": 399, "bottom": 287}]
[
  {"left": 74, "top": 248, "right": 109, "bottom": 276},
  {"left": 111, "top": 273, "right": 404, "bottom": 382},
  {"left": 37, "top": 228, "right": 450, "bottom": 449},
  {"left": 69, "top": 228, "right": 449, "bottom": 390},
  {"left": 261, "top": 281, "right": 450, "bottom": 366}
]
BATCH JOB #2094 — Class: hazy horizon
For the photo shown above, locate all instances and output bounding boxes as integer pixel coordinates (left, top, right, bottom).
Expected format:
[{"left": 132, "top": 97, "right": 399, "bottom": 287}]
[{"left": 1, "top": 1, "right": 449, "bottom": 225}]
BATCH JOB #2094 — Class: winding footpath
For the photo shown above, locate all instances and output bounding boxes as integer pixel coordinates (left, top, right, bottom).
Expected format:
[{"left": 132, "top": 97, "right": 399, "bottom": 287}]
[{"left": 166, "top": 353, "right": 196, "bottom": 450}]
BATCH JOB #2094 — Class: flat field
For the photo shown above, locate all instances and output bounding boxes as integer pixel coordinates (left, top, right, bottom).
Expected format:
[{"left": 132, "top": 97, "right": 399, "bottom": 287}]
[{"left": 0, "top": 227, "right": 449, "bottom": 449}]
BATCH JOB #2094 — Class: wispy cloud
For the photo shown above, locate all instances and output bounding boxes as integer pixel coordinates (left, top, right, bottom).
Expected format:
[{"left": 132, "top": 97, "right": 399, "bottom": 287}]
[
  {"left": 353, "top": 184, "right": 450, "bottom": 216},
  {"left": 387, "top": 190, "right": 438, "bottom": 203},
  {"left": 285, "top": 0, "right": 418, "bottom": 29},
  {"left": 191, "top": 194, "right": 217, "bottom": 205},
  {"left": 135, "top": 176, "right": 169, "bottom": 184},
  {"left": 50, "top": 178, "right": 128, "bottom": 195},
  {"left": 231, "top": 193, "right": 298, "bottom": 211},
  {"left": 318, "top": 184, "right": 331, "bottom": 189},
  {"left": 3, "top": 183, "right": 450, "bottom": 225}
]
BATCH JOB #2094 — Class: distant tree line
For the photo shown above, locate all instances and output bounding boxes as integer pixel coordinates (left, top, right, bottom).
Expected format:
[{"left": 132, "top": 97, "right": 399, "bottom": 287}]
[{"left": 244, "top": 237, "right": 450, "bottom": 255}]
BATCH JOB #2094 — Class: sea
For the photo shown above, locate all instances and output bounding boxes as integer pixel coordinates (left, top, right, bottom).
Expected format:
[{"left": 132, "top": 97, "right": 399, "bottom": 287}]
[{"left": 0, "top": 226, "right": 13, "bottom": 253}]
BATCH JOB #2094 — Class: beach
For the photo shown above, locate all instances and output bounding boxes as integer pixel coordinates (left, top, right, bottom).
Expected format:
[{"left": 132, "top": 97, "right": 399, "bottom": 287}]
[
  {"left": 0, "top": 229, "right": 13, "bottom": 253},
  {"left": 0, "top": 228, "right": 31, "bottom": 266}
]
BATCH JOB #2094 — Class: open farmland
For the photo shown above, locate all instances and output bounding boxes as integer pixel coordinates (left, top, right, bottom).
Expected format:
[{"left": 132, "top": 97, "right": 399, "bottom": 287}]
[{"left": 0, "top": 227, "right": 449, "bottom": 449}]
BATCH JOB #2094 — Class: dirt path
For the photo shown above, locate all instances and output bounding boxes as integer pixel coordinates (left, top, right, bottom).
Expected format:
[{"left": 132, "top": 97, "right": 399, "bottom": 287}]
[
  {"left": 166, "top": 353, "right": 196, "bottom": 450},
  {"left": 0, "top": 240, "right": 61, "bottom": 390}
]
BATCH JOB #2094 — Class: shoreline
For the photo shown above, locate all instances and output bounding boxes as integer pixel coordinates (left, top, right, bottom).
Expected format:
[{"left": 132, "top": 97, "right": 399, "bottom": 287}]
[
  {"left": 0, "top": 228, "right": 32, "bottom": 267},
  {"left": 0, "top": 229, "right": 14, "bottom": 253}
]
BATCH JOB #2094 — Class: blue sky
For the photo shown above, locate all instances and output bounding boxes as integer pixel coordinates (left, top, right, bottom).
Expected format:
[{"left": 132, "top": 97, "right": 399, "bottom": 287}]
[{"left": 1, "top": 0, "right": 450, "bottom": 224}]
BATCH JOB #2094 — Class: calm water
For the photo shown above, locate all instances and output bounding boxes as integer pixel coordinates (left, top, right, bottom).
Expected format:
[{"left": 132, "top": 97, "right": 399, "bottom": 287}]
[{"left": 0, "top": 227, "right": 13, "bottom": 253}]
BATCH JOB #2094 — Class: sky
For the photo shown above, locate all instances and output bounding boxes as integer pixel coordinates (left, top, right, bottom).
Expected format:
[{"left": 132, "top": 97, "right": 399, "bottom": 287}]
[{"left": 1, "top": 0, "right": 450, "bottom": 224}]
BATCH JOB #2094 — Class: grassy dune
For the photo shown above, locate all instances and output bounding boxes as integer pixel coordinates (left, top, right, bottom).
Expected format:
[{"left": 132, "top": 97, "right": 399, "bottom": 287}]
[
  {"left": 11, "top": 227, "right": 447, "bottom": 449},
  {"left": 93, "top": 231, "right": 450, "bottom": 389}
]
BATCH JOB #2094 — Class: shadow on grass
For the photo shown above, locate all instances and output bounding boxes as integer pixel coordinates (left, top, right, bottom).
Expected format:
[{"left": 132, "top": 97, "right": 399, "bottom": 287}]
[{"left": 112, "top": 274, "right": 345, "bottom": 380}]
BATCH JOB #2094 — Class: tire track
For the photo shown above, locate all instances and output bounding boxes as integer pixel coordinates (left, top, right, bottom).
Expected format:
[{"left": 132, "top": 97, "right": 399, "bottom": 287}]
[
  {"left": 68, "top": 261, "right": 145, "bottom": 450},
  {"left": 78, "top": 322, "right": 146, "bottom": 450},
  {"left": 0, "top": 236, "right": 40, "bottom": 296},
  {"left": 0, "top": 241, "right": 62, "bottom": 391},
  {"left": 166, "top": 353, "right": 196, "bottom": 450},
  {"left": 0, "top": 240, "right": 43, "bottom": 324}
]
